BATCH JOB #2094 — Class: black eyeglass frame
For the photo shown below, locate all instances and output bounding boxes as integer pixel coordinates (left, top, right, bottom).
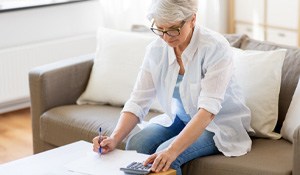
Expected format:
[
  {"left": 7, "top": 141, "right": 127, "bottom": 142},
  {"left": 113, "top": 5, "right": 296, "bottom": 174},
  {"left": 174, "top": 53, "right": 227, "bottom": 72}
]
[{"left": 150, "top": 21, "right": 186, "bottom": 37}]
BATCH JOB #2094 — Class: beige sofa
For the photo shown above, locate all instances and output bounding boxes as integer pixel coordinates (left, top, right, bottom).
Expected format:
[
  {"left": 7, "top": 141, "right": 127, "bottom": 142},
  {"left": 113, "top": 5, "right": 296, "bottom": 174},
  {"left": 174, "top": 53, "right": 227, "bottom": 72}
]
[{"left": 29, "top": 34, "right": 300, "bottom": 175}]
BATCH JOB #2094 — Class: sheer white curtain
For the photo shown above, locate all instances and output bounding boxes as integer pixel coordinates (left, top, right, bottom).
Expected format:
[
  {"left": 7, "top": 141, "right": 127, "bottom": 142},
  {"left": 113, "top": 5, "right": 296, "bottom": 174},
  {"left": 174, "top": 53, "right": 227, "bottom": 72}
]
[
  {"left": 197, "top": 0, "right": 229, "bottom": 33},
  {"left": 98, "top": 0, "right": 151, "bottom": 31},
  {"left": 98, "top": 0, "right": 228, "bottom": 33}
]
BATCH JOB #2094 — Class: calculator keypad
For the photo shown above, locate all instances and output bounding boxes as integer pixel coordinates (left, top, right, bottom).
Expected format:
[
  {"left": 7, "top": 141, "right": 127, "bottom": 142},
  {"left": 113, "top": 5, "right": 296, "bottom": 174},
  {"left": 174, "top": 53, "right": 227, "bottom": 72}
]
[
  {"left": 127, "top": 162, "right": 151, "bottom": 171},
  {"left": 120, "top": 161, "right": 152, "bottom": 175}
]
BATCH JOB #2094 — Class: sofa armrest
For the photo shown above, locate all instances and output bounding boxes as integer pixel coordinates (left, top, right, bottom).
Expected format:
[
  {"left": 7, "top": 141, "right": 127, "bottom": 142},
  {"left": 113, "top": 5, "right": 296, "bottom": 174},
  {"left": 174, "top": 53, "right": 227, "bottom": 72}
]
[
  {"left": 29, "top": 54, "right": 94, "bottom": 153},
  {"left": 293, "top": 125, "right": 300, "bottom": 175}
]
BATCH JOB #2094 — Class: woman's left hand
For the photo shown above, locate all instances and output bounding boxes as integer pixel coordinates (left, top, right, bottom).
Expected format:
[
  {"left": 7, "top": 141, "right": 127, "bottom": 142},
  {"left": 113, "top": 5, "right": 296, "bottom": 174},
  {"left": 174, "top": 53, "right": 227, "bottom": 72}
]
[{"left": 144, "top": 148, "right": 178, "bottom": 173}]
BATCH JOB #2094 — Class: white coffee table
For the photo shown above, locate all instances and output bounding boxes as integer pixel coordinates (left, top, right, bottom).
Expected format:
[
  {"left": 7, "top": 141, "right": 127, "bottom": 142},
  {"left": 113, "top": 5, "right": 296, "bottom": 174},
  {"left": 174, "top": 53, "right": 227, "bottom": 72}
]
[{"left": 0, "top": 140, "right": 175, "bottom": 175}]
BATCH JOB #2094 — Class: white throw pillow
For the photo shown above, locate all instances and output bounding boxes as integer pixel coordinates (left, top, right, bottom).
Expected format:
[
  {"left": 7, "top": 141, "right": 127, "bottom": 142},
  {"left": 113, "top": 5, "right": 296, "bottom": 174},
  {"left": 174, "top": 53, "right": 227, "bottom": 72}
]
[
  {"left": 232, "top": 48, "right": 286, "bottom": 139},
  {"left": 77, "top": 27, "right": 163, "bottom": 112},
  {"left": 281, "top": 77, "right": 300, "bottom": 143}
]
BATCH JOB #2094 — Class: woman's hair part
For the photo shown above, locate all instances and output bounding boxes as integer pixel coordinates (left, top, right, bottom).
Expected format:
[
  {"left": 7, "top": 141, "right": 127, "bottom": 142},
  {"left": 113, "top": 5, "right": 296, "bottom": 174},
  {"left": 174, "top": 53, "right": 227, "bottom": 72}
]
[{"left": 147, "top": 0, "right": 198, "bottom": 25}]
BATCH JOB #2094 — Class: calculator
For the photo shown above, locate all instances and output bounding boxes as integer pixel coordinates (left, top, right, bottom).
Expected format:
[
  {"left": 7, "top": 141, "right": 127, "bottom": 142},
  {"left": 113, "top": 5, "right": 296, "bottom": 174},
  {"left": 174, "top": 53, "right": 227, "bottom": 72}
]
[{"left": 120, "top": 161, "right": 152, "bottom": 175}]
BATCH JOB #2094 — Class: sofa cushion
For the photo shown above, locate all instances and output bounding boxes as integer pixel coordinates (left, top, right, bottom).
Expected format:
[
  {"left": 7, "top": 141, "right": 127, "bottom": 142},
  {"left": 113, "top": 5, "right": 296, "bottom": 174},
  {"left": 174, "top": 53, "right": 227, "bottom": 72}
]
[
  {"left": 232, "top": 48, "right": 286, "bottom": 139},
  {"left": 241, "top": 38, "right": 300, "bottom": 132},
  {"left": 281, "top": 77, "right": 300, "bottom": 143},
  {"left": 40, "top": 105, "right": 159, "bottom": 149},
  {"left": 76, "top": 27, "right": 163, "bottom": 112},
  {"left": 182, "top": 139, "right": 292, "bottom": 175},
  {"left": 223, "top": 34, "right": 248, "bottom": 48}
]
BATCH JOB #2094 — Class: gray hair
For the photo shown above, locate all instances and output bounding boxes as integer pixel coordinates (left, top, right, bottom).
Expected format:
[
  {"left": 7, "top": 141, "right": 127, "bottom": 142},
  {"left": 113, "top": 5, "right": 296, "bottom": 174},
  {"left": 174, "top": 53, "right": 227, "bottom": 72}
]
[{"left": 147, "top": 0, "right": 198, "bottom": 24}]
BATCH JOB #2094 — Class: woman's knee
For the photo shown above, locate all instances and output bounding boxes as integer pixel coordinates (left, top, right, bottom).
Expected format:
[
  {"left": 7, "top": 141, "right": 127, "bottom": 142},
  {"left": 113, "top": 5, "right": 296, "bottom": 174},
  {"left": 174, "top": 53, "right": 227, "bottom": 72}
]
[
  {"left": 126, "top": 132, "right": 145, "bottom": 152},
  {"left": 126, "top": 131, "right": 157, "bottom": 154}
]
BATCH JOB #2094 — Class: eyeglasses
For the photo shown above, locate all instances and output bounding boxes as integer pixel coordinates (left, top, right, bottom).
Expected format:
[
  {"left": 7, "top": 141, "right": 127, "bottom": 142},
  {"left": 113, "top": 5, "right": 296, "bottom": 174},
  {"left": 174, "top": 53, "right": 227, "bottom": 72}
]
[{"left": 150, "top": 21, "right": 186, "bottom": 37}]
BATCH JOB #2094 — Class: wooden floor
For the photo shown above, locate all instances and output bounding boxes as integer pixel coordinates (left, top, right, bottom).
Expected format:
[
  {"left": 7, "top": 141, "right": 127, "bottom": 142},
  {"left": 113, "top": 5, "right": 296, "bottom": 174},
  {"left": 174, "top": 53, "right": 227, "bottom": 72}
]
[{"left": 0, "top": 108, "right": 33, "bottom": 164}]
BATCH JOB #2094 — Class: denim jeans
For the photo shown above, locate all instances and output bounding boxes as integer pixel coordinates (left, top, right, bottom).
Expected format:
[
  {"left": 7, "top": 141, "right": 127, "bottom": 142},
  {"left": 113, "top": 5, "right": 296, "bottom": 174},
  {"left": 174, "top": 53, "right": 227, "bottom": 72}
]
[{"left": 126, "top": 116, "right": 220, "bottom": 175}]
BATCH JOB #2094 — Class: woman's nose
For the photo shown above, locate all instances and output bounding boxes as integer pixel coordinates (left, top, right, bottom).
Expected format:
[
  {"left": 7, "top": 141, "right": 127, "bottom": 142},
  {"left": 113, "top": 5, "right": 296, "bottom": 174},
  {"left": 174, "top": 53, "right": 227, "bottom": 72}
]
[{"left": 162, "top": 34, "right": 172, "bottom": 41}]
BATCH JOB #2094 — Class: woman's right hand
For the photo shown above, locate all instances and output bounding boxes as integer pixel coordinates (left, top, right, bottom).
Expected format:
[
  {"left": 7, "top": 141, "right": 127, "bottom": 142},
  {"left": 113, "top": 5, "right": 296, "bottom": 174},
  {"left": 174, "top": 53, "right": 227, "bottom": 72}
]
[{"left": 92, "top": 136, "right": 117, "bottom": 154}]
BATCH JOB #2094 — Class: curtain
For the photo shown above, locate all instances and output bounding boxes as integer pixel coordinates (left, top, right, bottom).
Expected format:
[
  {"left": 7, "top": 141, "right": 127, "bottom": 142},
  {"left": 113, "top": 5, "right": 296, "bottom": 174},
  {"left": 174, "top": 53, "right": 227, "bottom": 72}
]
[
  {"left": 98, "top": 0, "right": 228, "bottom": 33},
  {"left": 197, "top": 0, "right": 228, "bottom": 33},
  {"left": 98, "top": 0, "right": 151, "bottom": 31}
]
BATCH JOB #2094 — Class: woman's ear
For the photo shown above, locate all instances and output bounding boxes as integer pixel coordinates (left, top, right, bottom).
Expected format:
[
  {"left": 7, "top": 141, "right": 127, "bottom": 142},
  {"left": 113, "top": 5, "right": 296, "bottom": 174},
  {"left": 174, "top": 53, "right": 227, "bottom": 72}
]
[{"left": 191, "top": 14, "right": 196, "bottom": 27}]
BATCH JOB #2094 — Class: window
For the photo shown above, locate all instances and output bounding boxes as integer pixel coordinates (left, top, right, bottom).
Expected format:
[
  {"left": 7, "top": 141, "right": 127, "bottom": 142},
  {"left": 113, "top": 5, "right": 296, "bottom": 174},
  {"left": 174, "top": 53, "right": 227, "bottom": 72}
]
[{"left": 0, "top": 0, "right": 89, "bottom": 12}]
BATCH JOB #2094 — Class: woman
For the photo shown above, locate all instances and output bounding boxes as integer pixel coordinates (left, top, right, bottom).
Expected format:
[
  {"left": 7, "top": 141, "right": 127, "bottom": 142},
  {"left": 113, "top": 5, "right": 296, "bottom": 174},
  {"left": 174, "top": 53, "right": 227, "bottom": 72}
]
[{"left": 92, "top": 0, "right": 253, "bottom": 174}]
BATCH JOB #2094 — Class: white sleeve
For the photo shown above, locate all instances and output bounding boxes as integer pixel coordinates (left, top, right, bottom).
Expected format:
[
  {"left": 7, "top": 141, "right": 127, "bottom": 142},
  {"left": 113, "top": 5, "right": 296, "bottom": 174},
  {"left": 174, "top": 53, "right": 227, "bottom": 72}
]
[{"left": 197, "top": 43, "right": 234, "bottom": 115}]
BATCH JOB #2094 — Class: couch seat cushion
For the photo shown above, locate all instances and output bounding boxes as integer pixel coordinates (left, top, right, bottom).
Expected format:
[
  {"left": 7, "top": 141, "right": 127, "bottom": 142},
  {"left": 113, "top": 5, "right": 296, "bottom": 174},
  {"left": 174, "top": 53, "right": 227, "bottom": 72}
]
[
  {"left": 40, "top": 105, "right": 159, "bottom": 149},
  {"left": 182, "top": 138, "right": 292, "bottom": 175}
]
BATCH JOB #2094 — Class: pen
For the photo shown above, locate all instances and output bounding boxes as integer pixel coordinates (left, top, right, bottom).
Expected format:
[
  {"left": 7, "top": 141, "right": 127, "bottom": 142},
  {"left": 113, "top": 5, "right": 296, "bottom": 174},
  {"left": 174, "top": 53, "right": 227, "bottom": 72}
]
[{"left": 98, "top": 127, "right": 102, "bottom": 154}]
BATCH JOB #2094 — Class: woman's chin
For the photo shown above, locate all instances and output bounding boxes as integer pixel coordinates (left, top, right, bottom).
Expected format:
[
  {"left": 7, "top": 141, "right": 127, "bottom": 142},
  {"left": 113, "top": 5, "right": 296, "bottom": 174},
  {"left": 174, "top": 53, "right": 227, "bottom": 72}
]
[{"left": 166, "top": 40, "right": 179, "bottom": 47}]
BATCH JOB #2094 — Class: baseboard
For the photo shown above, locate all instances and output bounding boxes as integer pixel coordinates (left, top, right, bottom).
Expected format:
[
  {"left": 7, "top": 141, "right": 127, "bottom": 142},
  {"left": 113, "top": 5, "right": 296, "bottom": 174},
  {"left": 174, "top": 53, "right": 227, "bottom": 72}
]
[{"left": 0, "top": 97, "right": 30, "bottom": 114}]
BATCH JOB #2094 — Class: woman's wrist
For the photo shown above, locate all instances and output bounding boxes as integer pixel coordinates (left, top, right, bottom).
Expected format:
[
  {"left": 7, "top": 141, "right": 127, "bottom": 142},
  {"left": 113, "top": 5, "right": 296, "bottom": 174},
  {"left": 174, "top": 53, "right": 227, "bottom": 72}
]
[
  {"left": 110, "top": 132, "right": 123, "bottom": 145},
  {"left": 167, "top": 144, "right": 181, "bottom": 157}
]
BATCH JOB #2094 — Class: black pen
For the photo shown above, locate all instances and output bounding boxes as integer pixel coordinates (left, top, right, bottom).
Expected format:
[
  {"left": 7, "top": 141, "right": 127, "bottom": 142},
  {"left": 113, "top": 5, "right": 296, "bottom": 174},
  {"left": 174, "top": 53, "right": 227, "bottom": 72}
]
[{"left": 98, "top": 127, "right": 102, "bottom": 154}]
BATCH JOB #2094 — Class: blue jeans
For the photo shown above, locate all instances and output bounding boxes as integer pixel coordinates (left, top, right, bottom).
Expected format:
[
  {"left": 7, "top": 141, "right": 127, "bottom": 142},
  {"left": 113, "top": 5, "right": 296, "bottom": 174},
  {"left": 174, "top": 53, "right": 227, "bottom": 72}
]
[{"left": 126, "top": 116, "right": 220, "bottom": 175}]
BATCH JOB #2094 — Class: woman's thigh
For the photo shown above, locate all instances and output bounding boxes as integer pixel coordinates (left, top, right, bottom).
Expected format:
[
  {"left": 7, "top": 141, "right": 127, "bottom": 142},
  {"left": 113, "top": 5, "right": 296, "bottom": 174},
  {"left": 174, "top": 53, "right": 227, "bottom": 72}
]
[
  {"left": 156, "top": 130, "right": 219, "bottom": 166},
  {"left": 126, "top": 116, "right": 185, "bottom": 154}
]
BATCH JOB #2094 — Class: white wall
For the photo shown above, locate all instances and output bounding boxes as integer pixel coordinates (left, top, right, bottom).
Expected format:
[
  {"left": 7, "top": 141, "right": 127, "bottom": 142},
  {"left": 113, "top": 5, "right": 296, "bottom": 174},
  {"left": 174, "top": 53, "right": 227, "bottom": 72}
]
[
  {"left": 0, "top": 0, "right": 102, "bottom": 113},
  {"left": 0, "top": 0, "right": 102, "bottom": 49}
]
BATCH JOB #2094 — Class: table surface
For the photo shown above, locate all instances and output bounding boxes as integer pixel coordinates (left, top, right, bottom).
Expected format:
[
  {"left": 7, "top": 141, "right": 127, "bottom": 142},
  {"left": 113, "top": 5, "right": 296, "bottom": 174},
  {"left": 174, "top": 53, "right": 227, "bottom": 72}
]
[{"left": 0, "top": 140, "right": 176, "bottom": 175}]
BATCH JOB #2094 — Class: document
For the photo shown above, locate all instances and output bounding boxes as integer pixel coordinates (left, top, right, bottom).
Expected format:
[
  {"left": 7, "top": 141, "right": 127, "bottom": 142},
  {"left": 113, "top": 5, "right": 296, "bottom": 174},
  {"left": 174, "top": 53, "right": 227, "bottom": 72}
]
[{"left": 64, "top": 149, "right": 149, "bottom": 175}]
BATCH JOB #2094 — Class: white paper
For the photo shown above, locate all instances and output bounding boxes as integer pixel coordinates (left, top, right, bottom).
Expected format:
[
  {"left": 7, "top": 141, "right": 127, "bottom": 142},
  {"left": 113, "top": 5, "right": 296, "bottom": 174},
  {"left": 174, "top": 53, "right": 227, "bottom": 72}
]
[{"left": 64, "top": 149, "right": 149, "bottom": 175}]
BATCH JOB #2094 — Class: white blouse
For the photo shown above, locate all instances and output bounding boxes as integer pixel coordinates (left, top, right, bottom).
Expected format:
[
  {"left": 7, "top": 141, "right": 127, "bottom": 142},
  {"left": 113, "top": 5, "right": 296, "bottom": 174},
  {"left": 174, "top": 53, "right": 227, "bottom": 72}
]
[{"left": 122, "top": 25, "right": 254, "bottom": 157}]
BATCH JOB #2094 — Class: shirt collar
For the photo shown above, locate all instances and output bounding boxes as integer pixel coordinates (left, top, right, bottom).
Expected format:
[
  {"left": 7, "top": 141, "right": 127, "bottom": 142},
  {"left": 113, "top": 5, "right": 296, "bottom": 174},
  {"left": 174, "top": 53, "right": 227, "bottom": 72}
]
[{"left": 167, "top": 25, "right": 200, "bottom": 65}]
